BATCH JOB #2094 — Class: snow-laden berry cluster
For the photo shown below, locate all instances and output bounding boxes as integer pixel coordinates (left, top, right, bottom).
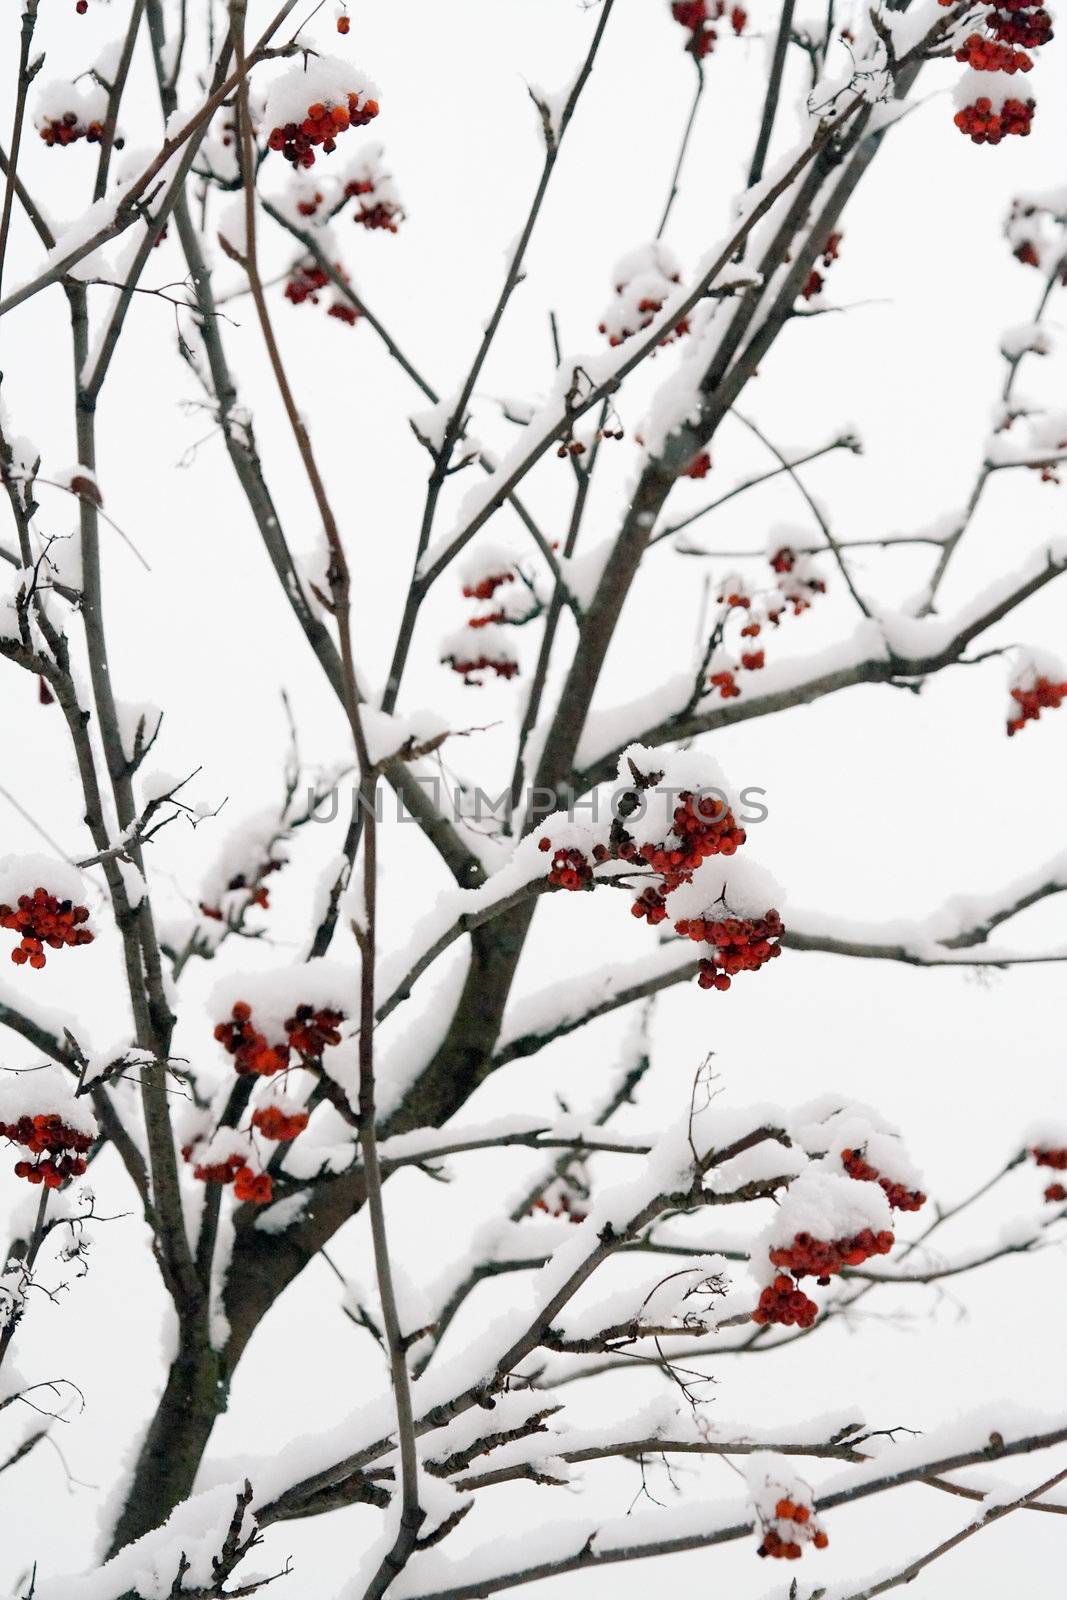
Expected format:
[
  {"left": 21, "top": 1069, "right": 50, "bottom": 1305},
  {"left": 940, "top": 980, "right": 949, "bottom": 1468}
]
[
  {"left": 947, "top": 0, "right": 1055, "bottom": 145},
  {"left": 701, "top": 537, "right": 828, "bottom": 702},
  {"left": 441, "top": 542, "right": 535, "bottom": 684},
  {"left": 1006, "top": 650, "right": 1067, "bottom": 735},
  {"left": 0, "top": 856, "right": 94, "bottom": 970},
  {"left": 747, "top": 1458, "right": 829, "bottom": 1561},
  {"left": 0, "top": 1068, "right": 97, "bottom": 1189},
  {"left": 598, "top": 243, "right": 689, "bottom": 349},
  {"left": 537, "top": 746, "right": 783, "bottom": 996},
  {"left": 668, "top": 1, "right": 747, "bottom": 60},
  {"left": 263, "top": 57, "right": 380, "bottom": 168}
]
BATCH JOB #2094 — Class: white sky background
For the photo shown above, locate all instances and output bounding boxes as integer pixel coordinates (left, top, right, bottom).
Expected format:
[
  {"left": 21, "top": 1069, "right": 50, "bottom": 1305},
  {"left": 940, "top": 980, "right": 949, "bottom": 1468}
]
[{"left": 1, "top": 0, "right": 1066, "bottom": 1594}]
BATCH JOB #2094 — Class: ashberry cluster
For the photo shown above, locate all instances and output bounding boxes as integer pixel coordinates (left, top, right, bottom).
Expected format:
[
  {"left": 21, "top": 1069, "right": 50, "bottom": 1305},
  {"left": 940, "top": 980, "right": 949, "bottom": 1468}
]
[
  {"left": 214, "top": 1001, "right": 290, "bottom": 1078},
  {"left": 758, "top": 1501, "right": 829, "bottom": 1560},
  {"left": 752, "top": 1273, "right": 818, "bottom": 1328},
  {"left": 841, "top": 1146, "right": 926, "bottom": 1212},
  {"left": 190, "top": 1146, "right": 273, "bottom": 1206},
  {"left": 768, "top": 1225, "right": 894, "bottom": 1284},
  {"left": 251, "top": 1105, "right": 310, "bottom": 1142},
  {"left": 675, "top": 910, "right": 784, "bottom": 991},
  {"left": 443, "top": 552, "right": 526, "bottom": 684},
  {"left": 39, "top": 111, "right": 106, "bottom": 147},
  {"left": 800, "top": 230, "right": 843, "bottom": 301},
  {"left": 598, "top": 243, "right": 689, "bottom": 348},
  {"left": 948, "top": 0, "right": 1053, "bottom": 144},
  {"left": 1007, "top": 671, "right": 1067, "bottom": 734},
  {"left": 342, "top": 145, "right": 405, "bottom": 232},
  {"left": 668, "top": 0, "right": 746, "bottom": 58},
  {"left": 285, "top": 1004, "right": 344, "bottom": 1059},
  {"left": 1, "top": 887, "right": 93, "bottom": 969},
  {"left": 268, "top": 90, "right": 379, "bottom": 168},
  {"left": 539, "top": 840, "right": 594, "bottom": 891},
  {"left": 1, "top": 1113, "right": 92, "bottom": 1188}
]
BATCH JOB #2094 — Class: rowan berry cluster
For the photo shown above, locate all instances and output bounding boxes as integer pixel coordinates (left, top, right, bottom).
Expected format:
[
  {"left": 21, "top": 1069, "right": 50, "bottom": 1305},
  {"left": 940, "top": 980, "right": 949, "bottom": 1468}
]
[
  {"left": 214, "top": 1001, "right": 289, "bottom": 1078},
  {"left": 598, "top": 243, "right": 689, "bottom": 348},
  {"left": 708, "top": 668, "right": 740, "bottom": 699},
  {"left": 200, "top": 861, "right": 279, "bottom": 922},
  {"left": 1, "top": 1114, "right": 92, "bottom": 1188},
  {"left": 677, "top": 911, "right": 784, "bottom": 991},
  {"left": 987, "top": 2, "right": 1054, "bottom": 49},
  {"left": 954, "top": 95, "right": 1034, "bottom": 142},
  {"left": 758, "top": 1500, "right": 829, "bottom": 1561},
  {"left": 285, "top": 1004, "right": 344, "bottom": 1059},
  {"left": 39, "top": 112, "right": 106, "bottom": 148},
  {"left": 1, "top": 888, "right": 93, "bottom": 969},
  {"left": 463, "top": 569, "right": 513, "bottom": 602},
  {"left": 284, "top": 260, "right": 331, "bottom": 306},
  {"left": 752, "top": 1273, "right": 818, "bottom": 1327},
  {"left": 268, "top": 90, "right": 380, "bottom": 168},
  {"left": 1032, "top": 1144, "right": 1067, "bottom": 1169},
  {"left": 686, "top": 451, "right": 712, "bottom": 480},
  {"left": 800, "top": 231, "right": 843, "bottom": 301},
  {"left": 949, "top": 0, "right": 1053, "bottom": 144},
  {"left": 251, "top": 1105, "right": 310, "bottom": 1142},
  {"left": 702, "top": 548, "right": 826, "bottom": 702},
  {"left": 841, "top": 1146, "right": 926, "bottom": 1212},
  {"left": 539, "top": 840, "right": 594, "bottom": 891},
  {"left": 1046, "top": 1182, "right": 1067, "bottom": 1202},
  {"left": 342, "top": 147, "right": 405, "bottom": 232},
  {"left": 530, "top": 1181, "right": 588, "bottom": 1223},
  {"left": 190, "top": 1147, "right": 273, "bottom": 1205},
  {"left": 669, "top": 0, "right": 745, "bottom": 58},
  {"left": 768, "top": 1225, "right": 894, "bottom": 1283},
  {"left": 955, "top": 32, "right": 1033, "bottom": 71},
  {"left": 1007, "top": 672, "right": 1067, "bottom": 734},
  {"left": 442, "top": 648, "right": 519, "bottom": 683}
]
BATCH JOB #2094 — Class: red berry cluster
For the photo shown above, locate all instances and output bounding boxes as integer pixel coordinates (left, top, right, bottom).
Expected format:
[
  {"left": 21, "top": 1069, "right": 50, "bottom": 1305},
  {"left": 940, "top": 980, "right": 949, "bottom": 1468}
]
[
  {"left": 954, "top": 96, "right": 1034, "bottom": 142},
  {"left": 800, "top": 231, "right": 843, "bottom": 301},
  {"left": 200, "top": 861, "right": 280, "bottom": 923},
  {"left": 1, "top": 888, "right": 93, "bottom": 969},
  {"left": 675, "top": 910, "right": 784, "bottom": 991},
  {"left": 285, "top": 1004, "right": 344, "bottom": 1059},
  {"left": 214, "top": 1001, "right": 289, "bottom": 1078},
  {"left": 251, "top": 1105, "right": 310, "bottom": 1141},
  {"left": 443, "top": 649, "right": 519, "bottom": 683},
  {"left": 948, "top": 0, "right": 1053, "bottom": 144},
  {"left": 759, "top": 1502, "right": 829, "bottom": 1560},
  {"left": 463, "top": 570, "right": 513, "bottom": 602},
  {"left": 1, "top": 1114, "right": 92, "bottom": 1188},
  {"left": 1030, "top": 1146, "right": 1067, "bottom": 1204},
  {"left": 987, "top": 1, "right": 1054, "bottom": 48},
  {"left": 343, "top": 166, "right": 404, "bottom": 233},
  {"left": 538, "top": 839, "right": 594, "bottom": 891},
  {"left": 955, "top": 32, "right": 1033, "bottom": 71},
  {"left": 703, "top": 548, "right": 826, "bottom": 702},
  {"left": 752, "top": 1273, "right": 818, "bottom": 1328},
  {"left": 39, "top": 112, "right": 106, "bottom": 148},
  {"left": 1007, "top": 674, "right": 1067, "bottom": 734},
  {"left": 686, "top": 451, "right": 712, "bottom": 480},
  {"left": 268, "top": 91, "right": 379, "bottom": 168},
  {"left": 192, "top": 1150, "right": 246, "bottom": 1184},
  {"left": 840, "top": 1147, "right": 926, "bottom": 1212},
  {"left": 234, "top": 1166, "right": 273, "bottom": 1204},
  {"left": 669, "top": 0, "right": 743, "bottom": 58},
  {"left": 769, "top": 1226, "right": 894, "bottom": 1284},
  {"left": 190, "top": 1147, "right": 273, "bottom": 1205},
  {"left": 598, "top": 249, "right": 689, "bottom": 348},
  {"left": 709, "top": 669, "right": 740, "bottom": 699},
  {"left": 284, "top": 260, "right": 330, "bottom": 306},
  {"left": 530, "top": 1189, "right": 587, "bottom": 1224}
]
